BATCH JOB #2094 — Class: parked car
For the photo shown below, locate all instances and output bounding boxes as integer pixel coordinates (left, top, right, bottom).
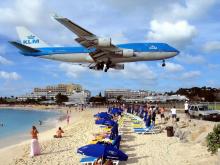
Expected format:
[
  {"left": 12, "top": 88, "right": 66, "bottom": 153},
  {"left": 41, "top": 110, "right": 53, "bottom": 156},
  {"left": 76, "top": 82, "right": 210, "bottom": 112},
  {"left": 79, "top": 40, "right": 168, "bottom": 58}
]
[{"left": 189, "top": 104, "right": 220, "bottom": 121}]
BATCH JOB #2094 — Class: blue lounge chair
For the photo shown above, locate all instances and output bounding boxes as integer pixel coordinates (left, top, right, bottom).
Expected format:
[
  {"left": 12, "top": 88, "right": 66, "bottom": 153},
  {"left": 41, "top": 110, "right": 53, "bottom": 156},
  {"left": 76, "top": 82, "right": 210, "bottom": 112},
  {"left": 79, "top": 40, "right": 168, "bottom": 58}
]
[
  {"left": 133, "top": 124, "right": 154, "bottom": 131},
  {"left": 80, "top": 156, "right": 119, "bottom": 165},
  {"left": 134, "top": 125, "right": 161, "bottom": 134},
  {"left": 80, "top": 156, "right": 97, "bottom": 165}
]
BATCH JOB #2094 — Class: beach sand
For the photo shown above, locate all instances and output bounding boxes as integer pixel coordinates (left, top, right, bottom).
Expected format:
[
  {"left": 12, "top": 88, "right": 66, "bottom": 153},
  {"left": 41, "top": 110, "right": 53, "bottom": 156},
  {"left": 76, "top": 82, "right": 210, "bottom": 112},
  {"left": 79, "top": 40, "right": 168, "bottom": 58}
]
[{"left": 0, "top": 108, "right": 219, "bottom": 165}]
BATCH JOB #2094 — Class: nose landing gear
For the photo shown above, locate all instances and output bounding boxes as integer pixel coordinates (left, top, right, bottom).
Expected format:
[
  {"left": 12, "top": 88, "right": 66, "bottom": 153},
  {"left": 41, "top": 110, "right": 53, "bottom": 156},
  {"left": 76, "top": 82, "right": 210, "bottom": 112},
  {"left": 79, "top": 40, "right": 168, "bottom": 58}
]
[{"left": 162, "top": 59, "right": 166, "bottom": 67}]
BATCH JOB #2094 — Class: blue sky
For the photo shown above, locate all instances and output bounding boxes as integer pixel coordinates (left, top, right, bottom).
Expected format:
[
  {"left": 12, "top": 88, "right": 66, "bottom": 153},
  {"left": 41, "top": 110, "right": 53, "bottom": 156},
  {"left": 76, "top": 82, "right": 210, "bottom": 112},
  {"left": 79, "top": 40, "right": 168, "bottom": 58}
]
[{"left": 0, "top": 0, "right": 220, "bottom": 96}]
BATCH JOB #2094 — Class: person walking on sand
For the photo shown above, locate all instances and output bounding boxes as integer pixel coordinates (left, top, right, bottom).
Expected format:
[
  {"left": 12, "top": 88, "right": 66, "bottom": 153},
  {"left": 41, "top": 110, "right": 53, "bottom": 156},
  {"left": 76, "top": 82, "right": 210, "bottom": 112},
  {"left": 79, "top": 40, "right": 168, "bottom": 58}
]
[
  {"left": 170, "top": 106, "right": 177, "bottom": 123},
  {"left": 160, "top": 107, "right": 166, "bottom": 123},
  {"left": 30, "top": 126, "right": 40, "bottom": 157},
  {"left": 66, "top": 114, "right": 70, "bottom": 124}
]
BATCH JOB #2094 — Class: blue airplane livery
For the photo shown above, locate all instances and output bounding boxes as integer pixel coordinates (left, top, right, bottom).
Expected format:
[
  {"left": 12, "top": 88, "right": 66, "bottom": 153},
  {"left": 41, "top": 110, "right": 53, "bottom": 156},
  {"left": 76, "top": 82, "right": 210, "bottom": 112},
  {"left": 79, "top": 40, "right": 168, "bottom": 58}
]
[{"left": 10, "top": 15, "right": 179, "bottom": 72}]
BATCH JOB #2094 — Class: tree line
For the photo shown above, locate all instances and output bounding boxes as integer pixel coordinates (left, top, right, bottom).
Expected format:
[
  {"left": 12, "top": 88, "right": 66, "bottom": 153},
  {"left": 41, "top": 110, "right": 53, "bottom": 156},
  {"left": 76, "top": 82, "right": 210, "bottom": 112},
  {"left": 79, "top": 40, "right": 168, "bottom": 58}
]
[{"left": 166, "top": 86, "right": 220, "bottom": 102}]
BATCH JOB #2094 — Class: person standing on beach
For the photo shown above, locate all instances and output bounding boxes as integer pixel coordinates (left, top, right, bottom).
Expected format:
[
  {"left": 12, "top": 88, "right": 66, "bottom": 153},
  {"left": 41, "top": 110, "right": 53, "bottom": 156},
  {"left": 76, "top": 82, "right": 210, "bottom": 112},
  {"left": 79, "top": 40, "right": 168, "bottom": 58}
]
[
  {"left": 170, "top": 106, "right": 177, "bottom": 123},
  {"left": 160, "top": 107, "right": 165, "bottom": 123},
  {"left": 152, "top": 106, "right": 156, "bottom": 126},
  {"left": 184, "top": 101, "right": 189, "bottom": 119},
  {"left": 30, "top": 126, "right": 40, "bottom": 157}
]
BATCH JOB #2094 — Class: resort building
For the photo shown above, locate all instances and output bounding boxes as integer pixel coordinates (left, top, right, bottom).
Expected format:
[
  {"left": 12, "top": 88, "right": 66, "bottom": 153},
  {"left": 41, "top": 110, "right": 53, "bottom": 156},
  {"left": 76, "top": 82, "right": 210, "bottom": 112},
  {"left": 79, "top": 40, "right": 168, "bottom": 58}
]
[
  {"left": 17, "top": 83, "right": 90, "bottom": 103},
  {"left": 104, "top": 89, "right": 150, "bottom": 102}
]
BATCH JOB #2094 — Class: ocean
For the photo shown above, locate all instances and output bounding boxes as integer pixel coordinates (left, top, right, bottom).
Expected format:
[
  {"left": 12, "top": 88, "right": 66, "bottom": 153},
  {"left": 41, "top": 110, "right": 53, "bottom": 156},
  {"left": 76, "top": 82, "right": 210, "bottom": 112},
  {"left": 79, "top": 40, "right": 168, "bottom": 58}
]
[{"left": 0, "top": 108, "right": 64, "bottom": 148}]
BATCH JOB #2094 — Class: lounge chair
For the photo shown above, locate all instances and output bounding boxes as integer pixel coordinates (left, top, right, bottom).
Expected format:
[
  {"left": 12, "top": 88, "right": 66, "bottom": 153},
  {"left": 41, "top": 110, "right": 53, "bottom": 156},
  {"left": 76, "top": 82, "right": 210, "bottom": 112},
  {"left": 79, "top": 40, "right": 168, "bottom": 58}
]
[
  {"left": 134, "top": 125, "right": 162, "bottom": 134},
  {"left": 80, "top": 156, "right": 97, "bottom": 165},
  {"left": 80, "top": 156, "right": 119, "bottom": 165}
]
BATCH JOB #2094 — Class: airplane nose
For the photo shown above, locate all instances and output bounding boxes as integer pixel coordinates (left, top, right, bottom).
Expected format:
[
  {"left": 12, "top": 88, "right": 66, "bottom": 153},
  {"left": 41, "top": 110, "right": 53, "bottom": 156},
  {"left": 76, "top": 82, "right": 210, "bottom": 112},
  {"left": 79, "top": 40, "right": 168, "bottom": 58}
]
[{"left": 174, "top": 49, "right": 180, "bottom": 56}]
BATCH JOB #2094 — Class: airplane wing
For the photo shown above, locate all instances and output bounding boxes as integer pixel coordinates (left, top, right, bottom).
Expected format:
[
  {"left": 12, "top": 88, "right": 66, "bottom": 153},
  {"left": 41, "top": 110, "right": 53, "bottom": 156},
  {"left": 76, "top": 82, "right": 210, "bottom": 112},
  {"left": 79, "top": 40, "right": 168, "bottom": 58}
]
[{"left": 53, "top": 15, "right": 122, "bottom": 63}]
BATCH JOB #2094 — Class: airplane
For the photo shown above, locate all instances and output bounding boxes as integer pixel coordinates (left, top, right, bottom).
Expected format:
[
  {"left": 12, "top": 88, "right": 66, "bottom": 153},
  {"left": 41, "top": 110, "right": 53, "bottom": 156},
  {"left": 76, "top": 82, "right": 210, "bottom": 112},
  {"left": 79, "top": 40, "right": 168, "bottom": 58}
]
[{"left": 10, "top": 15, "right": 179, "bottom": 72}]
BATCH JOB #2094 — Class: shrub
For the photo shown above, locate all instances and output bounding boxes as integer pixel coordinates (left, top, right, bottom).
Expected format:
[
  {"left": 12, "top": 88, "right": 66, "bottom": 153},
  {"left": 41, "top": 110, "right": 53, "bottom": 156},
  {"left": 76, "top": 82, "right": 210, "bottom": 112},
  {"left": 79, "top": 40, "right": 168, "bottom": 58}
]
[{"left": 206, "top": 124, "right": 220, "bottom": 154}]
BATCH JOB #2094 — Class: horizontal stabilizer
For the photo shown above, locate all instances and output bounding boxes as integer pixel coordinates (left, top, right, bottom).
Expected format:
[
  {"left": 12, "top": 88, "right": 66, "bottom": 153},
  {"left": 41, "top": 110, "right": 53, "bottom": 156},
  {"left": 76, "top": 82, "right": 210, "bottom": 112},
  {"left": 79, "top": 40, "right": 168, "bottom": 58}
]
[{"left": 9, "top": 41, "right": 40, "bottom": 53}]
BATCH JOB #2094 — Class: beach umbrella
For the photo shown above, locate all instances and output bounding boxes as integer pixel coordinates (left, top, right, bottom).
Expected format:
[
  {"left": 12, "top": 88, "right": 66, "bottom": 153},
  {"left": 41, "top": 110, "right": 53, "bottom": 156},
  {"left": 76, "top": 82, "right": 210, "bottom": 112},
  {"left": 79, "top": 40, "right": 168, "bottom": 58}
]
[
  {"left": 95, "top": 119, "right": 116, "bottom": 126},
  {"left": 94, "top": 112, "right": 112, "bottom": 120},
  {"left": 110, "top": 108, "right": 122, "bottom": 115},
  {"left": 77, "top": 144, "right": 128, "bottom": 161}
]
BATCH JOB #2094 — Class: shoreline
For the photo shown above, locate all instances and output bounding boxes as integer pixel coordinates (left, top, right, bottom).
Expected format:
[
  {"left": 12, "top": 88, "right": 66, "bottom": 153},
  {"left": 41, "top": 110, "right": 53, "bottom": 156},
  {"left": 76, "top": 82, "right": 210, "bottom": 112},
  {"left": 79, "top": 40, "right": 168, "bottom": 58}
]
[
  {"left": 0, "top": 107, "right": 103, "bottom": 165},
  {"left": 0, "top": 106, "right": 67, "bottom": 149}
]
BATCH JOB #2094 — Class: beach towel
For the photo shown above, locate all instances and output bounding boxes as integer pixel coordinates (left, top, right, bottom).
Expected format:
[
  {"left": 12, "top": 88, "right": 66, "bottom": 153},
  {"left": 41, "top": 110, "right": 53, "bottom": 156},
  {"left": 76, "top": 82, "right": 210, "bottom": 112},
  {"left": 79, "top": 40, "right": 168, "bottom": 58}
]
[{"left": 30, "top": 139, "right": 41, "bottom": 156}]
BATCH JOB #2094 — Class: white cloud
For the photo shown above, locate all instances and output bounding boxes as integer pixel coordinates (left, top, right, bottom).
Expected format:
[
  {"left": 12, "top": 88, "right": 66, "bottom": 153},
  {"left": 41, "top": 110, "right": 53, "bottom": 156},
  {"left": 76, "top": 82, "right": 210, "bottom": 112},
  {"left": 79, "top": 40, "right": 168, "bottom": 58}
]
[
  {"left": 0, "top": 46, "right": 13, "bottom": 64},
  {"left": 59, "top": 63, "right": 89, "bottom": 78},
  {"left": 59, "top": 62, "right": 157, "bottom": 85},
  {"left": 175, "top": 54, "right": 205, "bottom": 64},
  {"left": 0, "top": 71, "right": 20, "bottom": 80},
  {"left": 0, "top": 0, "right": 45, "bottom": 26},
  {"left": 207, "top": 64, "right": 220, "bottom": 69},
  {"left": 0, "top": 56, "right": 12, "bottom": 65},
  {"left": 161, "top": 62, "right": 184, "bottom": 72},
  {"left": 154, "top": 0, "right": 218, "bottom": 21},
  {"left": 203, "top": 41, "right": 220, "bottom": 52},
  {"left": 181, "top": 71, "right": 201, "bottom": 80},
  {"left": 113, "top": 63, "right": 156, "bottom": 81},
  {"left": 147, "top": 20, "right": 197, "bottom": 48}
]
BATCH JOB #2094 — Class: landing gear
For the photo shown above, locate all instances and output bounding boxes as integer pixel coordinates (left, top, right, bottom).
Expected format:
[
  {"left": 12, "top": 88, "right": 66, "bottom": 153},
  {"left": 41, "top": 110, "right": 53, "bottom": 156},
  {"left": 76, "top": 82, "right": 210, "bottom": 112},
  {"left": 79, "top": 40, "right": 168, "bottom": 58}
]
[
  {"left": 97, "top": 62, "right": 105, "bottom": 70},
  {"left": 104, "top": 60, "right": 112, "bottom": 72},
  {"left": 162, "top": 59, "right": 166, "bottom": 67}
]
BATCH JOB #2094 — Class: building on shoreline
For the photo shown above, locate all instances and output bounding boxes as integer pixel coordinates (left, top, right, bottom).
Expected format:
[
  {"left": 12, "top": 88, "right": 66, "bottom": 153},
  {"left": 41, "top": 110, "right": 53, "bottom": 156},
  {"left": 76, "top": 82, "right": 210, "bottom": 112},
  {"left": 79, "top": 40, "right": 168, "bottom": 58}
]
[
  {"left": 17, "top": 83, "right": 90, "bottom": 104},
  {"left": 104, "top": 89, "right": 188, "bottom": 103},
  {"left": 104, "top": 89, "right": 150, "bottom": 102}
]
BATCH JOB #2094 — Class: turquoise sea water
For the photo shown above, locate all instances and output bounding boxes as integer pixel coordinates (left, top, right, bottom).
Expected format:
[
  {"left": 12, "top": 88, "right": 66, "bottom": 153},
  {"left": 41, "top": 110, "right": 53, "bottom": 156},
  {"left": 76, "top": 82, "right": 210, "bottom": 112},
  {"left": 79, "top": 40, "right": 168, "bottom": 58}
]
[{"left": 0, "top": 108, "right": 63, "bottom": 148}]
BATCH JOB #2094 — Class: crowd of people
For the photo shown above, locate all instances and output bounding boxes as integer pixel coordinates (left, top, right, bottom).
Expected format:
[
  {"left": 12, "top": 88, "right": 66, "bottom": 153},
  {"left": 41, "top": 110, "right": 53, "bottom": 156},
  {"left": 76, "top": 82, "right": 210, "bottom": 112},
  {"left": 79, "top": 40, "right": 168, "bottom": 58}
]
[
  {"left": 125, "top": 102, "right": 187, "bottom": 127},
  {"left": 29, "top": 101, "right": 190, "bottom": 158}
]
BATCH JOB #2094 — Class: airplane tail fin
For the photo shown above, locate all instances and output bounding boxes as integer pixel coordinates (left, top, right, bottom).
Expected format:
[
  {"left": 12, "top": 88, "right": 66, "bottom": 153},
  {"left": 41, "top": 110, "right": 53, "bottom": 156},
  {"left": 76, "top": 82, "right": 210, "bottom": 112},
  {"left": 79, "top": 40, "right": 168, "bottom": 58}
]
[{"left": 16, "top": 26, "right": 49, "bottom": 48}]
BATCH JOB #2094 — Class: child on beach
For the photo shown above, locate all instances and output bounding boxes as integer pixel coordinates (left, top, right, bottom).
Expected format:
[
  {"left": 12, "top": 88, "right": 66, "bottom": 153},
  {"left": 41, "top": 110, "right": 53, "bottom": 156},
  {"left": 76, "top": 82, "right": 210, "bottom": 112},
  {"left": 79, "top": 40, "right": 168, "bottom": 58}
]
[
  {"left": 30, "top": 126, "right": 40, "bottom": 157},
  {"left": 54, "top": 127, "right": 64, "bottom": 138}
]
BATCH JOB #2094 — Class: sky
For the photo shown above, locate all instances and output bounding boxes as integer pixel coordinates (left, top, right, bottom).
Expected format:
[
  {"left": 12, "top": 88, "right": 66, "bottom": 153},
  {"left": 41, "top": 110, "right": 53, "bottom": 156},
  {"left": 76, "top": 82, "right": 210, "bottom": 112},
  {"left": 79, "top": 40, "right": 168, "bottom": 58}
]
[{"left": 0, "top": 0, "right": 220, "bottom": 96}]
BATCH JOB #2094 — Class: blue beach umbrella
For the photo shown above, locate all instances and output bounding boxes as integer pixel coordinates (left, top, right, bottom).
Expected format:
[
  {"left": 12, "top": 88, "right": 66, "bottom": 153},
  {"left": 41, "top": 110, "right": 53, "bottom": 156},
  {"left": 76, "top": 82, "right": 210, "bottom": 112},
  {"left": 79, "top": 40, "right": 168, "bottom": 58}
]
[
  {"left": 110, "top": 108, "right": 122, "bottom": 115},
  {"left": 95, "top": 119, "right": 116, "bottom": 126},
  {"left": 77, "top": 144, "right": 128, "bottom": 161},
  {"left": 94, "top": 112, "right": 112, "bottom": 120}
]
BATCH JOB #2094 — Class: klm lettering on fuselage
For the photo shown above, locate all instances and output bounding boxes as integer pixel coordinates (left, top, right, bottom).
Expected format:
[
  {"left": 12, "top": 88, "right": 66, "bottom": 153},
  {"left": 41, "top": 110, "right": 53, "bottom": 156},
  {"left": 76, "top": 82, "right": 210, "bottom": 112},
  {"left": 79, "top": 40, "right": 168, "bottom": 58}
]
[{"left": 23, "top": 35, "right": 39, "bottom": 45}]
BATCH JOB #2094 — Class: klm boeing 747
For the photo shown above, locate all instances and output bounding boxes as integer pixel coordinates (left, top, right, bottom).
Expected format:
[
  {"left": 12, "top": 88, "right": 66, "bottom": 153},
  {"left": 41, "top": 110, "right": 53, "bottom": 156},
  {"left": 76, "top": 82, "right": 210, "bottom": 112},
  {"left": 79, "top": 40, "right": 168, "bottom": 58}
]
[{"left": 10, "top": 15, "right": 179, "bottom": 72}]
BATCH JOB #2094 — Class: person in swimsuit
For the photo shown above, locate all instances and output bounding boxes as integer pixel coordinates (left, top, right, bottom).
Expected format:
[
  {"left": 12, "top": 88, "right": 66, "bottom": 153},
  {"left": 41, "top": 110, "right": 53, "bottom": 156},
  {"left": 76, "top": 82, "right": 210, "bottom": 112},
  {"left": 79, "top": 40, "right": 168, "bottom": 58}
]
[
  {"left": 30, "top": 126, "right": 40, "bottom": 157},
  {"left": 54, "top": 127, "right": 64, "bottom": 138}
]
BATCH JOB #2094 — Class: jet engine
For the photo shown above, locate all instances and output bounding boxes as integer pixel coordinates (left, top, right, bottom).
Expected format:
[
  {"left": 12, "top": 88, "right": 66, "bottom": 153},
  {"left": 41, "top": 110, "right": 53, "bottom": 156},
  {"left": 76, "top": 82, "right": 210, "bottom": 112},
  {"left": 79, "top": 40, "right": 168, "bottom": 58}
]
[
  {"left": 110, "top": 64, "right": 124, "bottom": 70},
  {"left": 116, "top": 49, "right": 135, "bottom": 57},
  {"left": 94, "top": 38, "right": 111, "bottom": 47}
]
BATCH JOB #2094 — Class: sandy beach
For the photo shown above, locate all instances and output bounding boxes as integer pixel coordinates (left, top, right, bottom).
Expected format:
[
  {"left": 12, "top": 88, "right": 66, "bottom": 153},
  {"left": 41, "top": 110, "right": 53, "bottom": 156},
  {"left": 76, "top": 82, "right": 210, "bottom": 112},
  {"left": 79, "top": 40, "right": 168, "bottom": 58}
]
[{"left": 0, "top": 107, "right": 219, "bottom": 165}]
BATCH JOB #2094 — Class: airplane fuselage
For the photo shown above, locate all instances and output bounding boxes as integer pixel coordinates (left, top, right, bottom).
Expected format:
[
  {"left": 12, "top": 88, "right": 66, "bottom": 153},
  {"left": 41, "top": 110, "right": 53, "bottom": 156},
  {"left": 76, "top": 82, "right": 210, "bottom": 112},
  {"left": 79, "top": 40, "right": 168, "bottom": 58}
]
[{"left": 21, "top": 43, "right": 179, "bottom": 64}]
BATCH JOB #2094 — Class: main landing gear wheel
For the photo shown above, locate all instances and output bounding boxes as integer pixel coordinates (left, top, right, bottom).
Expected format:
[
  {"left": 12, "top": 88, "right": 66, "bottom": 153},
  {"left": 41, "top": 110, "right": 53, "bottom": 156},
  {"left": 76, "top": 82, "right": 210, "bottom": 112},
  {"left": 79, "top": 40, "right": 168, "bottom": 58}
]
[
  {"left": 97, "top": 62, "right": 105, "bottom": 70},
  {"left": 104, "top": 67, "right": 109, "bottom": 72},
  {"left": 104, "top": 60, "right": 112, "bottom": 72},
  {"left": 162, "top": 60, "right": 166, "bottom": 67}
]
